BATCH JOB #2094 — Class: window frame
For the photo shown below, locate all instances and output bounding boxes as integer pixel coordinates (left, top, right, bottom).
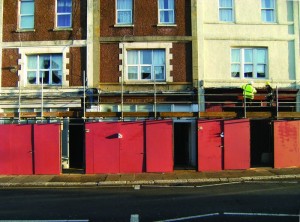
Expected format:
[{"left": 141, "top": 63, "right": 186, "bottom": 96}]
[
  {"left": 19, "top": 0, "right": 35, "bottom": 30},
  {"left": 126, "top": 49, "right": 166, "bottom": 82},
  {"left": 158, "top": 0, "right": 175, "bottom": 25},
  {"left": 56, "top": 0, "right": 72, "bottom": 28},
  {"left": 116, "top": 0, "right": 133, "bottom": 25},
  {"left": 26, "top": 54, "right": 63, "bottom": 86},
  {"left": 261, "top": 0, "right": 276, "bottom": 23},
  {"left": 231, "top": 48, "right": 268, "bottom": 79},
  {"left": 219, "top": 0, "right": 234, "bottom": 22},
  {"left": 120, "top": 42, "right": 173, "bottom": 84}
]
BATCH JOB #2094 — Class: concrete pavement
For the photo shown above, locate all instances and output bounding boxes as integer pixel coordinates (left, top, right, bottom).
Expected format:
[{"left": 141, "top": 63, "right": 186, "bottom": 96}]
[{"left": 0, "top": 168, "right": 300, "bottom": 188}]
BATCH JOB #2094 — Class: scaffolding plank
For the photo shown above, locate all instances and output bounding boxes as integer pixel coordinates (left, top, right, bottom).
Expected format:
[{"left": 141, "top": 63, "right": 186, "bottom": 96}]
[
  {"left": 85, "top": 112, "right": 119, "bottom": 118},
  {"left": 0, "top": 113, "right": 15, "bottom": 118},
  {"left": 245, "top": 112, "right": 272, "bottom": 118},
  {"left": 199, "top": 112, "right": 237, "bottom": 118},
  {"left": 123, "top": 112, "right": 151, "bottom": 117},
  {"left": 43, "top": 111, "right": 76, "bottom": 118},
  {"left": 160, "top": 112, "right": 197, "bottom": 118},
  {"left": 20, "top": 112, "right": 38, "bottom": 118},
  {"left": 278, "top": 112, "right": 300, "bottom": 118}
]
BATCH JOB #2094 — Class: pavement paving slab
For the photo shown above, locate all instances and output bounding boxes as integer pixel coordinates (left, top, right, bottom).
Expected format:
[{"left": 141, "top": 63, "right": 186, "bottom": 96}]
[
  {"left": 0, "top": 167, "right": 300, "bottom": 188},
  {"left": 119, "top": 174, "right": 135, "bottom": 181},
  {"left": 50, "top": 174, "right": 107, "bottom": 183},
  {"left": 0, "top": 176, "right": 17, "bottom": 183},
  {"left": 269, "top": 168, "right": 300, "bottom": 175},
  {"left": 134, "top": 173, "right": 164, "bottom": 181}
]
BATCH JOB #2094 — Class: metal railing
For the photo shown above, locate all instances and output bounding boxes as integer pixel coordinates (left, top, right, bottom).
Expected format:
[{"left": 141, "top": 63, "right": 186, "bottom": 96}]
[{"left": 0, "top": 86, "right": 298, "bottom": 122}]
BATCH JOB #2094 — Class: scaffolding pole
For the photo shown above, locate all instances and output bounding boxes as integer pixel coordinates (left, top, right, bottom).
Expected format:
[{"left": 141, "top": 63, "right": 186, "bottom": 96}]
[
  {"left": 154, "top": 73, "right": 157, "bottom": 119},
  {"left": 276, "top": 85, "right": 279, "bottom": 118},
  {"left": 83, "top": 70, "right": 86, "bottom": 119},
  {"left": 18, "top": 75, "right": 21, "bottom": 123},
  {"left": 41, "top": 73, "right": 44, "bottom": 120}
]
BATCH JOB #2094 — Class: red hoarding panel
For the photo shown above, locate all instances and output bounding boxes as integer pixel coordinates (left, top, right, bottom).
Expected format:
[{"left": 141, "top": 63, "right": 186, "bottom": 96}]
[
  {"left": 0, "top": 125, "right": 13, "bottom": 174},
  {"left": 120, "top": 122, "right": 144, "bottom": 173},
  {"left": 11, "top": 125, "right": 33, "bottom": 175},
  {"left": 146, "top": 120, "right": 173, "bottom": 173},
  {"left": 85, "top": 122, "right": 120, "bottom": 174},
  {"left": 0, "top": 125, "right": 33, "bottom": 175},
  {"left": 198, "top": 120, "right": 223, "bottom": 171},
  {"left": 34, "top": 124, "right": 61, "bottom": 175},
  {"left": 274, "top": 120, "right": 300, "bottom": 168},
  {"left": 85, "top": 123, "right": 94, "bottom": 174},
  {"left": 224, "top": 119, "right": 250, "bottom": 170}
]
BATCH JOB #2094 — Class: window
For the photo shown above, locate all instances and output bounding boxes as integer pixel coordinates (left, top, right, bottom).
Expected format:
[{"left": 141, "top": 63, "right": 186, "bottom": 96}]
[
  {"left": 27, "top": 54, "right": 63, "bottom": 85},
  {"left": 19, "top": 0, "right": 34, "bottom": 29},
  {"left": 116, "top": 0, "right": 133, "bottom": 25},
  {"left": 231, "top": 48, "right": 267, "bottom": 79},
  {"left": 127, "top": 49, "right": 166, "bottom": 81},
  {"left": 158, "top": 0, "right": 175, "bottom": 24},
  {"left": 219, "top": 0, "right": 234, "bottom": 22},
  {"left": 57, "top": 0, "right": 72, "bottom": 28},
  {"left": 261, "top": 0, "right": 275, "bottom": 22}
]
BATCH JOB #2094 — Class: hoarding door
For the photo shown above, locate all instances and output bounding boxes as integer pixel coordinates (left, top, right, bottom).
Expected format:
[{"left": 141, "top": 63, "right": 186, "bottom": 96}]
[
  {"left": 0, "top": 125, "right": 11, "bottom": 174},
  {"left": 85, "top": 122, "right": 120, "bottom": 174},
  {"left": 12, "top": 125, "right": 33, "bottom": 175},
  {"left": 198, "top": 120, "right": 223, "bottom": 171},
  {"left": 274, "top": 120, "right": 300, "bottom": 168},
  {"left": 224, "top": 119, "right": 250, "bottom": 170},
  {"left": 146, "top": 120, "right": 173, "bottom": 173},
  {"left": 120, "top": 122, "right": 144, "bottom": 173},
  {"left": 0, "top": 124, "right": 33, "bottom": 175},
  {"left": 34, "top": 124, "right": 61, "bottom": 175}
]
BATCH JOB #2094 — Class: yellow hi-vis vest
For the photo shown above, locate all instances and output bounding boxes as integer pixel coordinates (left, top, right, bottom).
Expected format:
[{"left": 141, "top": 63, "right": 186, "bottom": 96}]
[{"left": 242, "top": 84, "right": 257, "bottom": 100}]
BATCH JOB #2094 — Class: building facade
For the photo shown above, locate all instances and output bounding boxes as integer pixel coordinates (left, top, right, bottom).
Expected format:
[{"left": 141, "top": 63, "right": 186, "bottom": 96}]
[
  {"left": 0, "top": 1, "right": 300, "bottom": 173},
  {"left": 0, "top": 0, "right": 88, "bottom": 120},
  {"left": 193, "top": 0, "right": 300, "bottom": 112},
  {"left": 96, "top": 0, "right": 196, "bottom": 117}
]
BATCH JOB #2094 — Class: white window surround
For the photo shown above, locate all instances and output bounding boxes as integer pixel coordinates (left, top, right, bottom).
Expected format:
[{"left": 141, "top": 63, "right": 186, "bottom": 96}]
[
  {"left": 119, "top": 42, "right": 173, "bottom": 83},
  {"left": 18, "top": 47, "right": 70, "bottom": 87}
]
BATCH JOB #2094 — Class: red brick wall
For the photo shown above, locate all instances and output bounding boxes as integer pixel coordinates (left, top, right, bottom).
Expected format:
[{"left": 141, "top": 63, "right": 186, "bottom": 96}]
[
  {"left": 100, "top": 0, "right": 191, "bottom": 37},
  {"left": 1, "top": 49, "right": 19, "bottom": 87},
  {"left": 68, "top": 47, "right": 86, "bottom": 86},
  {"left": 100, "top": 42, "right": 192, "bottom": 83},
  {"left": 1, "top": 47, "right": 86, "bottom": 87},
  {"left": 172, "top": 43, "right": 192, "bottom": 82},
  {"left": 100, "top": 44, "right": 121, "bottom": 83},
  {"left": 3, "top": 0, "right": 87, "bottom": 42}
]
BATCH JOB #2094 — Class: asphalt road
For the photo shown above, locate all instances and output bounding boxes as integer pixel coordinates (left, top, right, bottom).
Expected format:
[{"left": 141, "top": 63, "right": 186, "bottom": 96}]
[{"left": 0, "top": 180, "right": 299, "bottom": 222}]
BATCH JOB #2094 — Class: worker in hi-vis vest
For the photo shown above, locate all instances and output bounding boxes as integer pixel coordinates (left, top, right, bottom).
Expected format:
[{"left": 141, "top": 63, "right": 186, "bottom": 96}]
[{"left": 241, "top": 81, "right": 257, "bottom": 105}]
